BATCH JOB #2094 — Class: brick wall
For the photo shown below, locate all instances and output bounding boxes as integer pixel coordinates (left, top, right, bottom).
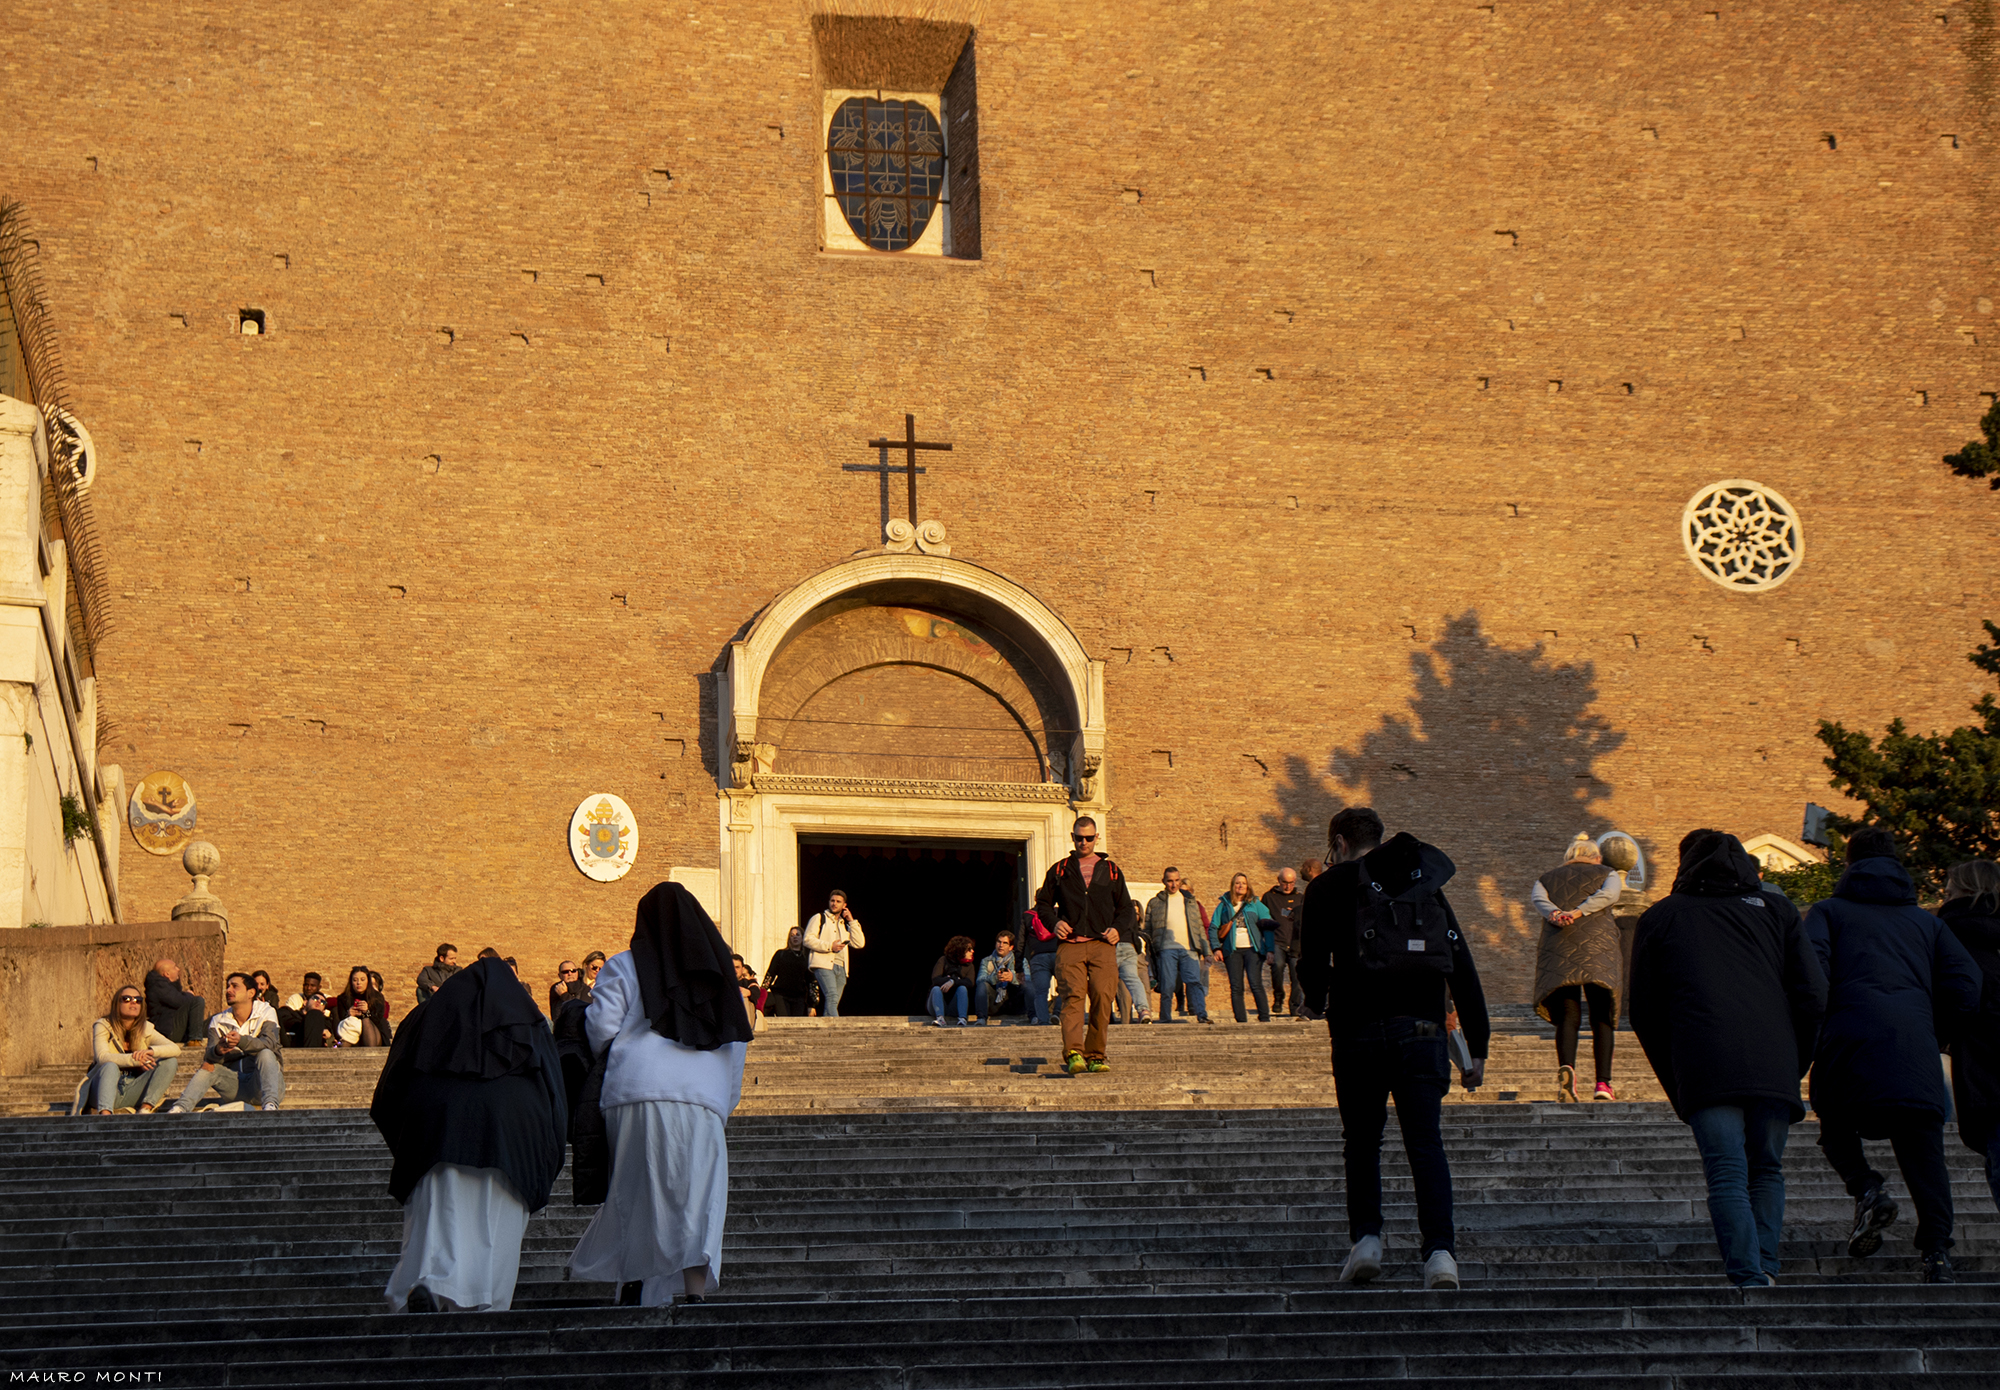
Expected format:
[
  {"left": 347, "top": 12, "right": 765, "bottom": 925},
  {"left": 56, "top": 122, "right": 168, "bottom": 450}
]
[{"left": 0, "top": 1, "right": 1994, "bottom": 1012}]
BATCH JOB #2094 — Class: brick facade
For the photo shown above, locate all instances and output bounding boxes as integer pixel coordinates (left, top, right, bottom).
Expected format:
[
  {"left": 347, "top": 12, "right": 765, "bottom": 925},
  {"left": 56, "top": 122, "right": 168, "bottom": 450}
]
[{"left": 1, "top": 2, "right": 1995, "bottom": 1013}]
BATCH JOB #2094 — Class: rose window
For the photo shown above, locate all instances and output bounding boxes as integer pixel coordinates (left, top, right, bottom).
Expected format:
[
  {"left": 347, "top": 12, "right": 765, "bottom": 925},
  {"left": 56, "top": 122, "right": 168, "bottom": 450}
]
[
  {"left": 1680, "top": 480, "right": 1803, "bottom": 592},
  {"left": 826, "top": 97, "right": 945, "bottom": 252}
]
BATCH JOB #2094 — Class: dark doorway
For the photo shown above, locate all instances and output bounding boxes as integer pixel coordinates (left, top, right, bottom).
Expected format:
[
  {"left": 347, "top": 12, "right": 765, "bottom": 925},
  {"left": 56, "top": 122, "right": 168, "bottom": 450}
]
[{"left": 797, "top": 836, "right": 1026, "bottom": 1017}]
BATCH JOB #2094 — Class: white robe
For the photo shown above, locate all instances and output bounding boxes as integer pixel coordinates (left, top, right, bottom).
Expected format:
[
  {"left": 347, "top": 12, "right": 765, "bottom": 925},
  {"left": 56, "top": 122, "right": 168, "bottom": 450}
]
[
  {"left": 567, "top": 1099, "right": 728, "bottom": 1305},
  {"left": 384, "top": 1163, "right": 530, "bottom": 1312}
]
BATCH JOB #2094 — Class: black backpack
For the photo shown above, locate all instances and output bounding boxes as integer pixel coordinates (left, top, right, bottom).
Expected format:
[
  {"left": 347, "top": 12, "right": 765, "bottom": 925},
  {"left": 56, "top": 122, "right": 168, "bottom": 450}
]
[{"left": 1355, "top": 872, "right": 1458, "bottom": 975}]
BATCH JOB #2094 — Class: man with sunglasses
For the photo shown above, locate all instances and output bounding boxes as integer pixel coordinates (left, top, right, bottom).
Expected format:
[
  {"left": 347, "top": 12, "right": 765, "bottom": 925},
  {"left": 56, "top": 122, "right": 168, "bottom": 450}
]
[
  {"left": 549, "top": 960, "right": 587, "bottom": 1019},
  {"left": 1033, "top": 815, "right": 1137, "bottom": 1075}
]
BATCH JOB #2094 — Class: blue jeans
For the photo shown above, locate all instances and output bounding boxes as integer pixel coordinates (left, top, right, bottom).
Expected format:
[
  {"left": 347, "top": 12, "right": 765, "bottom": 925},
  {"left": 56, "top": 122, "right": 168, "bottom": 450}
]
[
  {"left": 811, "top": 965, "right": 847, "bottom": 1018},
  {"left": 1688, "top": 1101, "right": 1790, "bottom": 1285},
  {"left": 177, "top": 1051, "right": 287, "bottom": 1110},
  {"left": 1154, "top": 944, "right": 1207, "bottom": 1022},
  {"left": 1027, "top": 953, "right": 1058, "bottom": 1024},
  {"left": 927, "top": 983, "right": 969, "bottom": 1022},
  {"left": 1115, "top": 942, "right": 1148, "bottom": 1020},
  {"left": 86, "top": 1057, "right": 180, "bottom": 1111}
]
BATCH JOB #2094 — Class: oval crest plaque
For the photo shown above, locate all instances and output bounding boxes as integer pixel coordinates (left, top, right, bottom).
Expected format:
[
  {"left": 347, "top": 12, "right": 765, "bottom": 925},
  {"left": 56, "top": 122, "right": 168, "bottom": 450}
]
[
  {"left": 129, "top": 770, "right": 197, "bottom": 856},
  {"left": 570, "top": 793, "right": 638, "bottom": 882}
]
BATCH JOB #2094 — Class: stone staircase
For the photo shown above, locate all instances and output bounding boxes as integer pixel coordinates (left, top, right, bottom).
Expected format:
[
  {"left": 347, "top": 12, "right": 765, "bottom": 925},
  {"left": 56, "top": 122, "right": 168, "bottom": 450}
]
[
  {"left": 6, "top": 1015, "right": 1668, "bottom": 1115},
  {"left": 0, "top": 1104, "right": 1995, "bottom": 1386}
]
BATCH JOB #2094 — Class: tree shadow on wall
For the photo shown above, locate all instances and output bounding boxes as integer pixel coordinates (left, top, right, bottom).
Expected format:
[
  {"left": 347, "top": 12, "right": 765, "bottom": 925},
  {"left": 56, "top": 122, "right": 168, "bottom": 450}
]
[{"left": 1261, "top": 611, "right": 1632, "bottom": 975}]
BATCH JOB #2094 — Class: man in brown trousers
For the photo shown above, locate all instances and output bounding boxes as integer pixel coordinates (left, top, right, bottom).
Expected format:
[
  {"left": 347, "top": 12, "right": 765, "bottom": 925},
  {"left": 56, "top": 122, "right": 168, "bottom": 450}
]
[{"left": 1034, "top": 816, "right": 1137, "bottom": 1075}]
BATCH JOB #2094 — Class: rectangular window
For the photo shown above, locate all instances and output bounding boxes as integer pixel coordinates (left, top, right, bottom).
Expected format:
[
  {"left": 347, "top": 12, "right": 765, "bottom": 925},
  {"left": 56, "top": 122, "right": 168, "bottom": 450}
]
[{"left": 813, "top": 18, "right": 980, "bottom": 260}]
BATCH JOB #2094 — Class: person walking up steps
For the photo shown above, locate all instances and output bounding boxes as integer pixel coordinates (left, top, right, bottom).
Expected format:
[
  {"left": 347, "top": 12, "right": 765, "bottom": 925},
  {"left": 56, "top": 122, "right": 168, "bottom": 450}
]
[
  {"left": 1034, "top": 816, "right": 1136, "bottom": 1074},
  {"left": 1299, "top": 807, "right": 1489, "bottom": 1291},
  {"left": 1629, "top": 830, "right": 1827, "bottom": 1288},
  {"left": 1531, "top": 833, "right": 1626, "bottom": 1102},
  {"left": 1939, "top": 860, "right": 2000, "bottom": 1219},
  {"left": 569, "top": 883, "right": 753, "bottom": 1307},
  {"left": 371, "top": 957, "right": 568, "bottom": 1313},
  {"left": 1804, "top": 827, "right": 1981, "bottom": 1284}
]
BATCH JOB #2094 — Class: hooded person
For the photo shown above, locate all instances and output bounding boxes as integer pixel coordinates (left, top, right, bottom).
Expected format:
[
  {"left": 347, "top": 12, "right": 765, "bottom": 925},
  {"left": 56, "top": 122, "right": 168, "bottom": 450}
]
[
  {"left": 1629, "top": 830, "right": 1827, "bottom": 1288},
  {"left": 369, "top": 957, "right": 568, "bottom": 1314},
  {"left": 1938, "top": 860, "right": 2000, "bottom": 1217},
  {"left": 1297, "top": 809, "right": 1491, "bottom": 1292},
  {"left": 1804, "top": 827, "right": 1983, "bottom": 1283},
  {"left": 567, "top": 882, "right": 753, "bottom": 1308}
]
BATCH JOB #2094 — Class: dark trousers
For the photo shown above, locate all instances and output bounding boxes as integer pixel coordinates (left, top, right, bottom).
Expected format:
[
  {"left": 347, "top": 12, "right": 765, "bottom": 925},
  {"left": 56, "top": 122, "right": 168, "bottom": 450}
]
[
  {"left": 1224, "top": 947, "right": 1271, "bottom": 1022},
  {"left": 1262, "top": 954, "right": 1289, "bottom": 1015},
  {"left": 148, "top": 997, "right": 206, "bottom": 1046},
  {"left": 1334, "top": 1017, "right": 1456, "bottom": 1257},
  {"left": 1818, "top": 1113, "right": 1955, "bottom": 1253},
  {"left": 1546, "top": 983, "right": 1616, "bottom": 1084}
]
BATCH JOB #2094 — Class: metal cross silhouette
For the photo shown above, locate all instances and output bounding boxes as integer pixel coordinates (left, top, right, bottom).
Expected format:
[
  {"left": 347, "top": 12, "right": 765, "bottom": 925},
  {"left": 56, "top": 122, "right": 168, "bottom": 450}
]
[{"left": 843, "top": 414, "right": 952, "bottom": 528}]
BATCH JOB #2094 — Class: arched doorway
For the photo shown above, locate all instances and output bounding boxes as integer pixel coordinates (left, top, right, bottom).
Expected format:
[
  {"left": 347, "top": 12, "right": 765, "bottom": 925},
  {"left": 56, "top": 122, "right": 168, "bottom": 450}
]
[{"left": 715, "top": 554, "right": 1105, "bottom": 1012}]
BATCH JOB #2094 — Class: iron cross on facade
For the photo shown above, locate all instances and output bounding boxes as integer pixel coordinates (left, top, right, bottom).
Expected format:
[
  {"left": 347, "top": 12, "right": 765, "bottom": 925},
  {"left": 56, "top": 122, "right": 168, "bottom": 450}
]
[{"left": 844, "top": 414, "right": 952, "bottom": 528}]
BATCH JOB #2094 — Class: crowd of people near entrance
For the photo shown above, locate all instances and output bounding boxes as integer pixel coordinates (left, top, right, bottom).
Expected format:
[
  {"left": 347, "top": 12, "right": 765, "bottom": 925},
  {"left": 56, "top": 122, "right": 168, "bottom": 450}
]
[{"left": 71, "top": 803, "right": 2000, "bottom": 1306}]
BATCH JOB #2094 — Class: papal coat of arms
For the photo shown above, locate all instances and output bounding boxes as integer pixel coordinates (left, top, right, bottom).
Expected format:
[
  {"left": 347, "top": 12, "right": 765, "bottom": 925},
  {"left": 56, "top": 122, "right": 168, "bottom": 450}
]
[
  {"left": 568, "top": 793, "right": 638, "bottom": 882},
  {"left": 128, "top": 770, "right": 197, "bottom": 856}
]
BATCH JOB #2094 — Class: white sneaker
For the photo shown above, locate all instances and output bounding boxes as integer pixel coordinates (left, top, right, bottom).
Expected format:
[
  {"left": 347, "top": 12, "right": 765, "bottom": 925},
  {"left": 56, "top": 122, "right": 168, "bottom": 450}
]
[
  {"left": 1337, "top": 1235, "right": 1383, "bottom": 1284},
  {"left": 1423, "top": 1250, "right": 1460, "bottom": 1290}
]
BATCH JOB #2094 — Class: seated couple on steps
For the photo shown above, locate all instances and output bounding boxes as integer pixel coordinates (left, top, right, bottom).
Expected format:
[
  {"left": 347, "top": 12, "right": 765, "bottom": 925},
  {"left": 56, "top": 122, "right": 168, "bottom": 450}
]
[{"left": 927, "top": 931, "right": 1032, "bottom": 1025}]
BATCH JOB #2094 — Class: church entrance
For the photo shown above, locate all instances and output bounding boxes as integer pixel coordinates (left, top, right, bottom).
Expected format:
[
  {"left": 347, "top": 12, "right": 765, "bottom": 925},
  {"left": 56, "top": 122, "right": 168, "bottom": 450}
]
[
  {"left": 715, "top": 552, "right": 1108, "bottom": 974},
  {"left": 797, "top": 834, "right": 1025, "bottom": 1017}
]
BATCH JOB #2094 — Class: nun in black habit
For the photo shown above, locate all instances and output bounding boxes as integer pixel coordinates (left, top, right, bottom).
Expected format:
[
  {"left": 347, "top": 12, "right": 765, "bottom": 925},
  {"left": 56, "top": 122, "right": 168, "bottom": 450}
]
[
  {"left": 568, "top": 882, "right": 752, "bottom": 1306},
  {"left": 370, "top": 956, "right": 568, "bottom": 1313}
]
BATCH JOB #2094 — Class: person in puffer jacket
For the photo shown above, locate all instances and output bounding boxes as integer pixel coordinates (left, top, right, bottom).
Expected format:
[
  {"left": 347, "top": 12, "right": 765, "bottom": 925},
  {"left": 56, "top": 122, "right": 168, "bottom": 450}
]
[{"left": 1805, "top": 827, "right": 1982, "bottom": 1284}]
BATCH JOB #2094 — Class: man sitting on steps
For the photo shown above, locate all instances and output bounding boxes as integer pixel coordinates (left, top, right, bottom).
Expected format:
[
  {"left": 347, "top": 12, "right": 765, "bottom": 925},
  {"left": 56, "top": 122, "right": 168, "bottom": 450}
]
[
  {"left": 1299, "top": 806, "right": 1489, "bottom": 1292},
  {"left": 166, "top": 972, "right": 287, "bottom": 1113},
  {"left": 144, "top": 957, "right": 208, "bottom": 1046}
]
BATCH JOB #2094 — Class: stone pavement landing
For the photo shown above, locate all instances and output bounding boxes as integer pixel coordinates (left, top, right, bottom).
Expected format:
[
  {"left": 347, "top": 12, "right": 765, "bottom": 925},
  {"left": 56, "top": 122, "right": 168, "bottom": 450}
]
[{"left": 5, "top": 1016, "right": 1667, "bottom": 1116}]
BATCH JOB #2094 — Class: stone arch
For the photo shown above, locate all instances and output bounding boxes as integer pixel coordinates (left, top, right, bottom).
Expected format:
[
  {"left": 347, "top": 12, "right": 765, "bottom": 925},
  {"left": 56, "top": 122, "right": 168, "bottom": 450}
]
[{"left": 723, "top": 554, "right": 1104, "bottom": 798}]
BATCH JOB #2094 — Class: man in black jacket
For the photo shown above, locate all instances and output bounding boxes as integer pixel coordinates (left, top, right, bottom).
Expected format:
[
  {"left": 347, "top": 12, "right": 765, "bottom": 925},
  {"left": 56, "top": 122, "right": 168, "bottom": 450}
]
[
  {"left": 144, "top": 958, "right": 208, "bottom": 1045},
  {"left": 1033, "top": 815, "right": 1136, "bottom": 1075},
  {"left": 1805, "top": 827, "right": 1982, "bottom": 1284},
  {"left": 1298, "top": 807, "right": 1489, "bottom": 1291},
  {"left": 1262, "top": 867, "right": 1306, "bottom": 1019},
  {"left": 1629, "top": 830, "right": 1827, "bottom": 1288}
]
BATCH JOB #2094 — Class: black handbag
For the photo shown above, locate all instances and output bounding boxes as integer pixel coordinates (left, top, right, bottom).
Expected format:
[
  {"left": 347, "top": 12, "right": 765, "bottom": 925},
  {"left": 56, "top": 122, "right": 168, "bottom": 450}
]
[{"left": 569, "top": 1042, "right": 612, "bottom": 1206}]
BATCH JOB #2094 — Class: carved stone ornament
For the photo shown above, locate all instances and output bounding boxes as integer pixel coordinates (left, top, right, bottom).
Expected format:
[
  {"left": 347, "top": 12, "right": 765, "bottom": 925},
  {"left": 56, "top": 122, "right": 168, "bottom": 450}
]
[
  {"left": 752, "top": 774, "right": 1072, "bottom": 803},
  {"left": 569, "top": 793, "right": 639, "bottom": 881},
  {"left": 1681, "top": 480, "right": 1803, "bottom": 592},
  {"left": 884, "top": 517, "right": 951, "bottom": 555}
]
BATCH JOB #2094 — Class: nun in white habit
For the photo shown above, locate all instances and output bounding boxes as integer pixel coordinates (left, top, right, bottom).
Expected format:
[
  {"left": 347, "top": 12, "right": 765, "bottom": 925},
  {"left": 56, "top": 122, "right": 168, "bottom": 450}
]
[
  {"left": 370, "top": 957, "right": 568, "bottom": 1313},
  {"left": 569, "top": 881, "right": 751, "bottom": 1307}
]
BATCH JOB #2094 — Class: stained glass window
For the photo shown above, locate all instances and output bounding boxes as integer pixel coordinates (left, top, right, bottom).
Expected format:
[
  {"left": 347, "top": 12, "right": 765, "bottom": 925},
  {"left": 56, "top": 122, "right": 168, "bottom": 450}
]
[{"left": 826, "top": 97, "right": 946, "bottom": 252}]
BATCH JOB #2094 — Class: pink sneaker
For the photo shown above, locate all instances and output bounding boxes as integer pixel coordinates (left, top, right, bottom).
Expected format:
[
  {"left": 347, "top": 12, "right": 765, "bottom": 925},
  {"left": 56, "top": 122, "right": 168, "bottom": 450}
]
[{"left": 1594, "top": 1082, "right": 1616, "bottom": 1101}]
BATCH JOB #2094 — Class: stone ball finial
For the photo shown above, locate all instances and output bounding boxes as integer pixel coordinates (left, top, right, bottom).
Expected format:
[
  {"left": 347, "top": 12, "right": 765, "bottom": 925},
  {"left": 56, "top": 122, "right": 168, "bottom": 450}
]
[
  {"left": 172, "top": 840, "right": 229, "bottom": 935},
  {"left": 1599, "top": 833, "right": 1640, "bottom": 873}
]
